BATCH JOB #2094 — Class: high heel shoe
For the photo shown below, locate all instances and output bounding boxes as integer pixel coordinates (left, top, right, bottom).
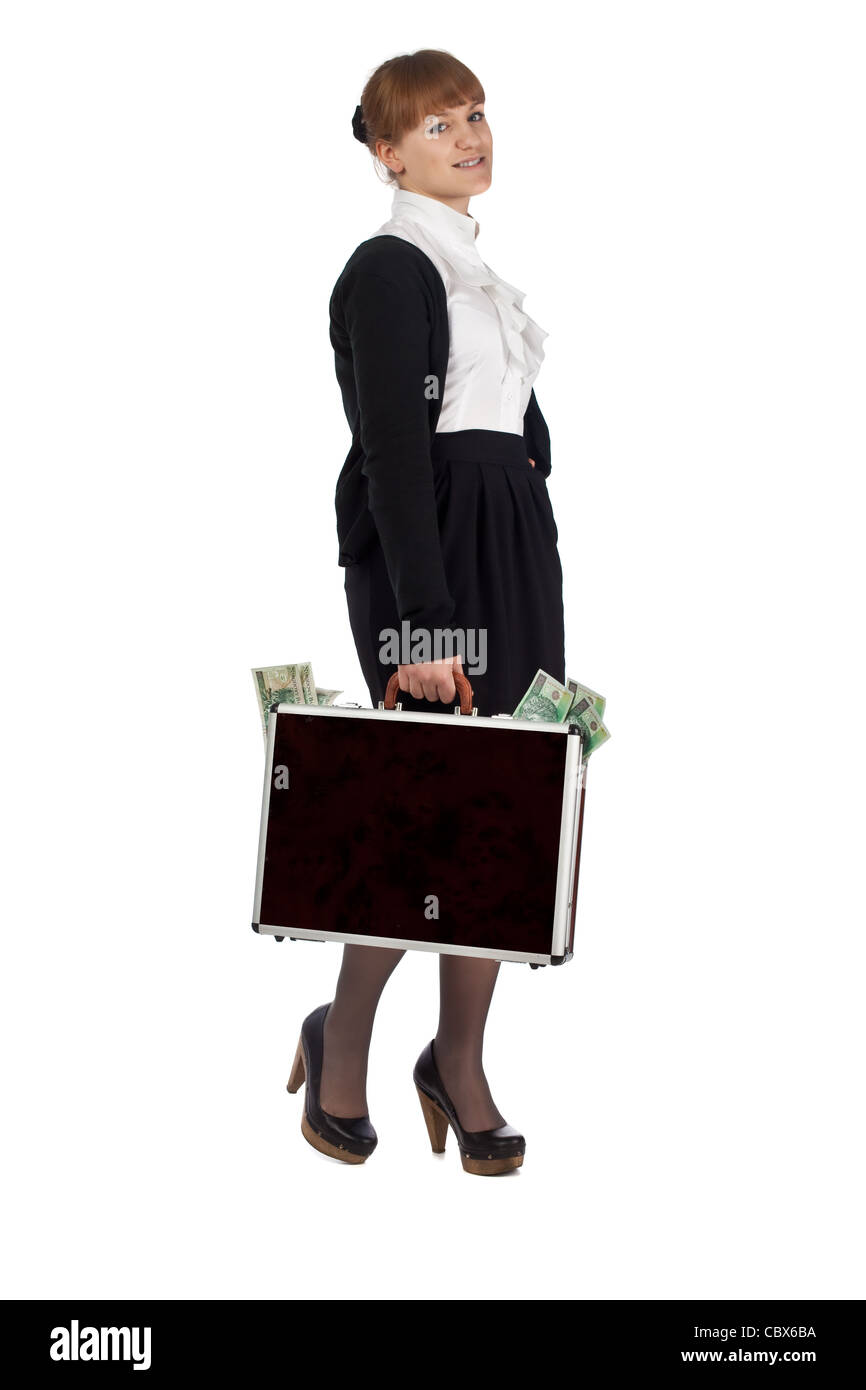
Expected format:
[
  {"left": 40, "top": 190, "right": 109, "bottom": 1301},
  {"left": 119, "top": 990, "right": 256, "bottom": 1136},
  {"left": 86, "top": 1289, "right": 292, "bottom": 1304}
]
[
  {"left": 286, "top": 1002, "right": 377, "bottom": 1164},
  {"left": 413, "top": 1039, "right": 525, "bottom": 1176}
]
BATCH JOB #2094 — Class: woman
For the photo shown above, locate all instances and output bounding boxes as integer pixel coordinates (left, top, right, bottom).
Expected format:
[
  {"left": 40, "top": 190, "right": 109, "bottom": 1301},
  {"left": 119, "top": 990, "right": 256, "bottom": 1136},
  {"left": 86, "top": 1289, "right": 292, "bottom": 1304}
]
[{"left": 287, "top": 49, "right": 565, "bottom": 1176}]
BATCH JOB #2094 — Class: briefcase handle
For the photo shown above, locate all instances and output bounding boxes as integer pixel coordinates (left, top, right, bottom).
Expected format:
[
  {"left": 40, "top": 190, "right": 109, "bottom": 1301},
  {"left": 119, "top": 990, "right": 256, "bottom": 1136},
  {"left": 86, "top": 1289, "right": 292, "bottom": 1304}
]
[{"left": 383, "top": 669, "right": 475, "bottom": 715}]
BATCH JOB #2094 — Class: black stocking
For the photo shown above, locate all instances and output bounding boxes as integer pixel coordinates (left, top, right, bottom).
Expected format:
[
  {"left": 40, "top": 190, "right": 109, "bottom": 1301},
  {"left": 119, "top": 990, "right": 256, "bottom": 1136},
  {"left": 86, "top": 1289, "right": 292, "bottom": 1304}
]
[
  {"left": 320, "top": 943, "right": 405, "bottom": 1116},
  {"left": 433, "top": 954, "right": 507, "bottom": 1132}
]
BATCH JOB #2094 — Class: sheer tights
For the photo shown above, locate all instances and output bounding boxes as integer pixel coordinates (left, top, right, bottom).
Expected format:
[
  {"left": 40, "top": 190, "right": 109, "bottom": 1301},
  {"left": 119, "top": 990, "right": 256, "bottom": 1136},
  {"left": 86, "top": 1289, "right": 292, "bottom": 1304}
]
[{"left": 319, "top": 944, "right": 507, "bottom": 1132}]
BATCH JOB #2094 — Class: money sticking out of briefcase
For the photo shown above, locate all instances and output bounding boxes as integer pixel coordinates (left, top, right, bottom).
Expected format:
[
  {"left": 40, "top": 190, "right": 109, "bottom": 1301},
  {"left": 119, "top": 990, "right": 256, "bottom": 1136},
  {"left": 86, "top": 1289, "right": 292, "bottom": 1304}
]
[{"left": 252, "top": 672, "right": 588, "bottom": 966}]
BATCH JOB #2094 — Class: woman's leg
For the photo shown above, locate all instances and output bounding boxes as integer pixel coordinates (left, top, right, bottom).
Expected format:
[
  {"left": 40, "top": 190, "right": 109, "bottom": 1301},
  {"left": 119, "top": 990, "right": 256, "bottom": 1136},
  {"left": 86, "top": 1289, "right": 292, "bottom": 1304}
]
[
  {"left": 433, "top": 954, "right": 507, "bottom": 1131},
  {"left": 319, "top": 943, "right": 405, "bottom": 1116}
]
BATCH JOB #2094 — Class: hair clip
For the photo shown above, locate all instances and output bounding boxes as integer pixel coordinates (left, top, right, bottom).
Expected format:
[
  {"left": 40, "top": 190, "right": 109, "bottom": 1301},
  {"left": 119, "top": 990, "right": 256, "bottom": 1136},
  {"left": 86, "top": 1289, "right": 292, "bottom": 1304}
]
[{"left": 352, "top": 103, "right": 368, "bottom": 144}]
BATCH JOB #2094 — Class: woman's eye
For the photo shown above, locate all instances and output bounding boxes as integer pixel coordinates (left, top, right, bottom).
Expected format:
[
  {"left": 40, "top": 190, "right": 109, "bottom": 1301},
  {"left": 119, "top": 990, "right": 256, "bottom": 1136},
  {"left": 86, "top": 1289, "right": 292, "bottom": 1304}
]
[{"left": 429, "top": 112, "right": 483, "bottom": 136}]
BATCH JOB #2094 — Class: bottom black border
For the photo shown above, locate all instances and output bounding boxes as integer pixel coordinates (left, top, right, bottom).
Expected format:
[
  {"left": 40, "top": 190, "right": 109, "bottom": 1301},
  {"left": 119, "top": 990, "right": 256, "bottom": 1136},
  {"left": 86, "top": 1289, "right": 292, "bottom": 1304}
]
[{"left": 5, "top": 1299, "right": 861, "bottom": 1375}]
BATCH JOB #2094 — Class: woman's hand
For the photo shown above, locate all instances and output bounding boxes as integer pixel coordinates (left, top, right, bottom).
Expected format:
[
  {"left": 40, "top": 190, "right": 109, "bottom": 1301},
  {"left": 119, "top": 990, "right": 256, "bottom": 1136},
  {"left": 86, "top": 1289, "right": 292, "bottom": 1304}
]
[
  {"left": 397, "top": 652, "right": 464, "bottom": 704},
  {"left": 529, "top": 457, "right": 536, "bottom": 468}
]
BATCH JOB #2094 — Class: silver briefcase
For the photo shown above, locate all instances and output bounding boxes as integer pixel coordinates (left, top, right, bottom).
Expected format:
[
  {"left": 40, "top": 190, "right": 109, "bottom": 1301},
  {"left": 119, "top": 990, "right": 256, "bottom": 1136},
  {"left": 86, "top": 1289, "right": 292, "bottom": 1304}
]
[{"left": 251, "top": 672, "right": 588, "bottom": 967}]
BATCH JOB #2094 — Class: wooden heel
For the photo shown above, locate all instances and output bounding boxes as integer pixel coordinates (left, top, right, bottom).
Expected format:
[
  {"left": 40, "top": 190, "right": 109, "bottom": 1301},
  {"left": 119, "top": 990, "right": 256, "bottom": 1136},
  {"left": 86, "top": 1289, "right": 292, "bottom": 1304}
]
[
  {"left": 416, "top": 1084, "right": 449, "bottom": 1153},
  {"left": 286, "top": 1036, "right": 305, "bottom": 1093}
]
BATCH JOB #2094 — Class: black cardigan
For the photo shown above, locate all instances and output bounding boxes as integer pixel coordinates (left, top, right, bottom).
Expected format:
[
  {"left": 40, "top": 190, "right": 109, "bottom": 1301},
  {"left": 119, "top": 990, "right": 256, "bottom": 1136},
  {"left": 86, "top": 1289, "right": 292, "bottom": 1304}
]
[{"left": 329, "top": 234, "right": 552, "bottom": 632}]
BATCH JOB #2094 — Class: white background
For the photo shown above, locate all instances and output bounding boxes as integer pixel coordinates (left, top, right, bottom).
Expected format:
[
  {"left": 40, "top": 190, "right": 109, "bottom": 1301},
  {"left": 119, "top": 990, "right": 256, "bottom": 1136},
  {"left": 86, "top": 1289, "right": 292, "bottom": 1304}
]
[{"left": 2, "top": 1, "right": 863, "bottom": 1300}]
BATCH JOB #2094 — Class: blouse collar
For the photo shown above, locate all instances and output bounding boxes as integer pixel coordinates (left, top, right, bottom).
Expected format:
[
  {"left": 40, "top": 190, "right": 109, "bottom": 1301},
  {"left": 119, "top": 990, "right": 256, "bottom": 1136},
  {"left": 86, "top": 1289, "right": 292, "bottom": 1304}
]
[
  {"left": 390, "top": 188, "right": 480, "bottom": 246},
  {"left": 382, "top": 188, "right": 548, "bottom": 388}
]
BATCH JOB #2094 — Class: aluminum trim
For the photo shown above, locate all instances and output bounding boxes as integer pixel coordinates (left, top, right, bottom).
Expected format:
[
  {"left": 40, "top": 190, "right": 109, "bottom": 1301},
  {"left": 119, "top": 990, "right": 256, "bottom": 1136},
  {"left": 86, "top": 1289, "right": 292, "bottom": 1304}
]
[
  {"left": 569, "top": 756, "right": 589, "bottom": 950},
  {"left": 564, "top": 755, "right": 587, "bottom": 948},
  {"left": 550, "top": 731, "right": 584, "bottom": 956},
  {"left": 252, "top": 709, "right": 279, "bottom": 923},
  {"left": 255, "top": 923, "right": 551, "bottom": 965},
  {"left": 273, "top": 701, "right": 570, "bottom": 734}
]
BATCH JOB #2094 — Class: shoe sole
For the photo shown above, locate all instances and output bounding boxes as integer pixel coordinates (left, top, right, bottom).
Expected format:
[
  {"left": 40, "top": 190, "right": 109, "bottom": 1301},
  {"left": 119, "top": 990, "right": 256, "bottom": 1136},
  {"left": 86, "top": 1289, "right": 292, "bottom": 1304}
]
[{"left": 300, "top": 1110, "right": 369, "bottom": 1164}]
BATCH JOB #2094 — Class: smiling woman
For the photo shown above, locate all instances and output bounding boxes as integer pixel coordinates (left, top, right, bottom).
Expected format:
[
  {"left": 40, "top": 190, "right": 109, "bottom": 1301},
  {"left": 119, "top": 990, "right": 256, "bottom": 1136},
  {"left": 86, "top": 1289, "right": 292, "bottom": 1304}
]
[
  {"left": 286, "top": 47, "right": 567, "bottom": 1177},
  {"left": 351, "top": 49, "right": 491, "bottom": 193}
]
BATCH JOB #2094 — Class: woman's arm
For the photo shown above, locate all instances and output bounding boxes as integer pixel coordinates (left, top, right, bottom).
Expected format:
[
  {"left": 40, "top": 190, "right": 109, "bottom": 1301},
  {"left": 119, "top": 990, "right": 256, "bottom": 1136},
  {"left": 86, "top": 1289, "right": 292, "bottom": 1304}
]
[
  {"left": 523, "top": 388, "right": 551, "bottom": 476},
  {"left": 340, "top": 262, "right": 456, "bottom": 636}
]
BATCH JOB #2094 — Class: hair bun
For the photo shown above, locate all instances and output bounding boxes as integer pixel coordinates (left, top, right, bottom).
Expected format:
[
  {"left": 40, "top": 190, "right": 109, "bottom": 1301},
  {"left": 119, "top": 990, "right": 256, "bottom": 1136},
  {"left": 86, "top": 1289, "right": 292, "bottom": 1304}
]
[{"left": 352, "top": 103, "right": 368, "bottom": 144}]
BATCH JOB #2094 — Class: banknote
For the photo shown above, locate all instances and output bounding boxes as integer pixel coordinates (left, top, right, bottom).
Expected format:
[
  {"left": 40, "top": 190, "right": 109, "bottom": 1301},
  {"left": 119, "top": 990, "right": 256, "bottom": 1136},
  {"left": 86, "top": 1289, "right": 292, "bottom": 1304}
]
[
  {"left": 565, "top": 692, "right": 611, "bottom": 758},
  {"left": 512, "top": 669, "right": 574, "bottom": 723},
  {"left": 315, "top": 688, "right": 343, "bottom": 706},
  {"left": 292, "top": 662, "right": 314, "bottom": 706},
  {"left": 252, "top": 662, "right": 316, "bottom": 736},
  {"left": 566, "top": 677, "right": 606, "bottom": 720},
  {"left": 512, "top": 668, "right": 611, "bottom": 758}
]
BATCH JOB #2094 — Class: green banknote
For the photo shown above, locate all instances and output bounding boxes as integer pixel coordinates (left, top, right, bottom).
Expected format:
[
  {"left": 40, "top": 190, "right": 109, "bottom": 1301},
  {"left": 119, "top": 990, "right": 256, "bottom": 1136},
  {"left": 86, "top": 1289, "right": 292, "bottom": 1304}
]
[
  {"left": 252, "top": 662, "right": 317, "bottom": 737},
  {"left": 566, "top": 677, "right": 606, "bottom": 720},
  {"left": 512, "top": 669, "right": 574, "bottom": 723},
  {"left": 297, "top": 661, "right": 316, "bottom": 706},
  {"left": 565, "top": 692, "right": 611, "bottom": 758},
  {"left": 512, "top": 668, "right": 612, "bottom": 758}
]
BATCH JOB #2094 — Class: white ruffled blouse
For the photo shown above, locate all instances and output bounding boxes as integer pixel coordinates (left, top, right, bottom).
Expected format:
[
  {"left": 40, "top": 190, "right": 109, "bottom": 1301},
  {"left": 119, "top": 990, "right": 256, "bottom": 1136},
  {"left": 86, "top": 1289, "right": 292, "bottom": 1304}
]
[{"left": 373, "top": 188, "right": 548, "bottom": 436}]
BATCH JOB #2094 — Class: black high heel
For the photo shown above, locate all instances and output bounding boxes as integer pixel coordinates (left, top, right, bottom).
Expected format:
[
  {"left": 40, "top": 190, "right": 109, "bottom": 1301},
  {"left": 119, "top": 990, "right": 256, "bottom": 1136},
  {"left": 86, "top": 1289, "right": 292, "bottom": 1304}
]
[
  {"left": 413, "top": 1039, "right": 525, "bottom": 1176},
  {"left": 286, "top": 1002, "right": 377, "bottom": 1164}
]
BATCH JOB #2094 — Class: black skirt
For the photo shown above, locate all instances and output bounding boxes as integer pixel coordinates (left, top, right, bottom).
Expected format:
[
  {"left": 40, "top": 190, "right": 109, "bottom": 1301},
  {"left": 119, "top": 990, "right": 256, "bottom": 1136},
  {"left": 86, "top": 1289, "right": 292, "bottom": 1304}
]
[{"left": 343, "top": 428, "right": 566, "bottom": 718}]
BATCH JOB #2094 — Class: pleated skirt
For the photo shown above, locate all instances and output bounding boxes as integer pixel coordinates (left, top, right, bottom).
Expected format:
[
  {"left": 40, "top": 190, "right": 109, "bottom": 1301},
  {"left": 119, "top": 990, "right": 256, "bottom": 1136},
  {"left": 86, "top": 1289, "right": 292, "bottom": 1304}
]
[{"left": 343, "top": 428, "right": 566, "bottom": 718}]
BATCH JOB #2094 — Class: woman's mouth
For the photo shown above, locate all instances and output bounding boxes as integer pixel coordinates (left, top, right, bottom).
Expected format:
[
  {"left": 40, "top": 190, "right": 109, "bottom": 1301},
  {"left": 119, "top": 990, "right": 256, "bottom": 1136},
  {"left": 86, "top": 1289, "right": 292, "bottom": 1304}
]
[{"left": 453, "top": 156, "right": 485, "bottom": 170}]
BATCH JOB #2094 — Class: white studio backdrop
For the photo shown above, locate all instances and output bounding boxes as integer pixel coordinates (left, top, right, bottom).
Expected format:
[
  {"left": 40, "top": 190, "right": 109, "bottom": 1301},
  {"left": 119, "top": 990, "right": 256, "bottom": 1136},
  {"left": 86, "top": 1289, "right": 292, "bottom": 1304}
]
[{"left": 1, "top": 1, "right": 864, "bottom": 1300}]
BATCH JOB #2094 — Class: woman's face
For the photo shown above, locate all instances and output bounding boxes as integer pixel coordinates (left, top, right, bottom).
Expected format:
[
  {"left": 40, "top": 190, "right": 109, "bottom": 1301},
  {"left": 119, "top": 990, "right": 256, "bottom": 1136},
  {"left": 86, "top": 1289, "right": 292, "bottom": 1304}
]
[{"left": 379, "top": 99, "right": 492, "bottom": 210}]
